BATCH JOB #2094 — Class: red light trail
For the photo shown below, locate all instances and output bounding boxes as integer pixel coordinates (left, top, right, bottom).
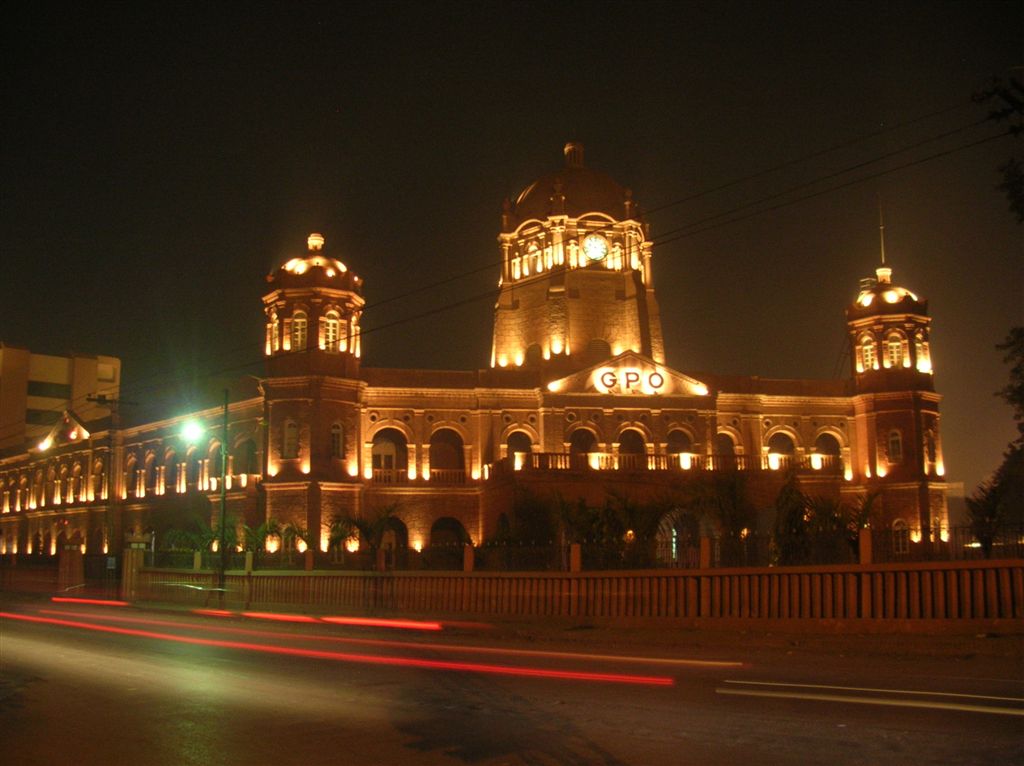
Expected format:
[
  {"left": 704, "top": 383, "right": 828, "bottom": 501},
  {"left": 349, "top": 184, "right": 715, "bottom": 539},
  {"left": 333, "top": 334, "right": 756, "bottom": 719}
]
[
  {"left": 51, "top": 596, "right": 129, "bottom": 607},
  {"left": 2, "top": 611, "right": 675, "bottom": 687},
  {"left": 38, "top": 608, "right": 740, "bottom": 668}
]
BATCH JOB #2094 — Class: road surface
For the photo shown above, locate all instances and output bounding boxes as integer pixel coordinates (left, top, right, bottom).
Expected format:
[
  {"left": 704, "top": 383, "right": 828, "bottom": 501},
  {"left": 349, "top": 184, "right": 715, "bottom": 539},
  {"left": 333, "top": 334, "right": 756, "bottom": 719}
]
[{"left": 1, "top": 599, "right": 1021, "bottom": 765}]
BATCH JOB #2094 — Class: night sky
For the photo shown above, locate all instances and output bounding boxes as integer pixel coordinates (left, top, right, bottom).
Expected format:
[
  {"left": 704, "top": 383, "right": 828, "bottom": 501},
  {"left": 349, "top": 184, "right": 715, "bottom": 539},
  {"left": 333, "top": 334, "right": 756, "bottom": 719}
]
[{"left": 2, "top": 2, "right": 1020, "bottom": 493}]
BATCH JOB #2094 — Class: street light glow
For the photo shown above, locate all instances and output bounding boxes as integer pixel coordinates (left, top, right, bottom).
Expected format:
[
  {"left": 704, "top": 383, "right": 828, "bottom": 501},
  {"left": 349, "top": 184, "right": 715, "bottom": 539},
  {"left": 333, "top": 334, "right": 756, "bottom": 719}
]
[{"left": 180, "top": 420, "right": 205, "bottom": 443}]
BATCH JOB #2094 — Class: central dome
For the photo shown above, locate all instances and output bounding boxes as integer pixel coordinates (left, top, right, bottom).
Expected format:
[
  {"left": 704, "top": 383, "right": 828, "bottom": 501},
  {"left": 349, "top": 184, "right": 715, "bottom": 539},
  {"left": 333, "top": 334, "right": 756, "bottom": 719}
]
[{"left": 511, "top": 143, "right": 633, "bottom": 225}]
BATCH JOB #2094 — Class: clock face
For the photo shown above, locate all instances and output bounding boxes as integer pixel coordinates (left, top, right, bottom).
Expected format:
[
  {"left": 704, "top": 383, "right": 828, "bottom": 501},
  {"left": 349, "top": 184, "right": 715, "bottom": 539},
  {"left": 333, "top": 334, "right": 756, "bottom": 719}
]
[{"left": 582, "top": 234, "right": 608, "bottom": 262}]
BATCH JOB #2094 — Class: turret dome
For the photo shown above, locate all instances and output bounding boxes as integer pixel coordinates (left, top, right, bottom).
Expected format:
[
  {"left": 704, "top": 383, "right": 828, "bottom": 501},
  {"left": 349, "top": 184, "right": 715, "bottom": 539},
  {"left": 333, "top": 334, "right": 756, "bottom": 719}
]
[
  {"left": 267, "top": 233, "right": 361, "bottom": 293},
  {"left": 847, "top": 266, "right": 926, "bottom": 320}
]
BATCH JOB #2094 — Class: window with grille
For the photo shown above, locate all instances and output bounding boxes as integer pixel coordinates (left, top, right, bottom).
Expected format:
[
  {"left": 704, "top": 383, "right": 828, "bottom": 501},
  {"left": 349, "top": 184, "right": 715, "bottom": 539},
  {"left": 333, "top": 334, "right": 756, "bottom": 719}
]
[
  {"left": 283, "top": 420, "right": 299, "bottom": 459},
  {"left": 330, "top": 423, "right": 343, "bottom": 459}
]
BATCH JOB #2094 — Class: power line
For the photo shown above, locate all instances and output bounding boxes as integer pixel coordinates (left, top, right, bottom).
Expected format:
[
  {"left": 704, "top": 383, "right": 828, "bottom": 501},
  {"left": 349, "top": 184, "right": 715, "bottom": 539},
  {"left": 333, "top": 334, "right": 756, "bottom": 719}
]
[{"left": 0, "top": 113, "right": 1004, "bottom": 446}]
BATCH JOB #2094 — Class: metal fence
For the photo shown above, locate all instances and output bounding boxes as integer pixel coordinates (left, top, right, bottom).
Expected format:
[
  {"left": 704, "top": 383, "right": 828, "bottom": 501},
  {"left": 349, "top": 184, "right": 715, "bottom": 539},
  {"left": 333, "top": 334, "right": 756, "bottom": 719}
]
[
  {"left": 872, "top": 525, "right": 1024, "bottom": 564},
  {"left": 135, "top": 525, "right": 1024, "bottom": 575}
]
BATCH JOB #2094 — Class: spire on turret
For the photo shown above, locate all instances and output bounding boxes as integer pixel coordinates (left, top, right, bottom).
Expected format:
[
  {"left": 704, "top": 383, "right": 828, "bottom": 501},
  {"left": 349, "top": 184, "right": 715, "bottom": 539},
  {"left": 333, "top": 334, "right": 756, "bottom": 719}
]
[{"left": 877, "top": 201, "right": 891, "bottom": 284}]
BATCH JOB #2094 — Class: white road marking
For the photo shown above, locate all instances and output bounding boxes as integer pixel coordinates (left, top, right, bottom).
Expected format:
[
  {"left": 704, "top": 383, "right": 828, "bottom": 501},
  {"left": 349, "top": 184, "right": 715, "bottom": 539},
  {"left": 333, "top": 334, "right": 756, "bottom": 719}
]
[
  {"left": 722, "top": 679, "right": 1024, "bottom": 703},
  {"left": 715, "top": 687, "right": 1024, "bottom": 716}
]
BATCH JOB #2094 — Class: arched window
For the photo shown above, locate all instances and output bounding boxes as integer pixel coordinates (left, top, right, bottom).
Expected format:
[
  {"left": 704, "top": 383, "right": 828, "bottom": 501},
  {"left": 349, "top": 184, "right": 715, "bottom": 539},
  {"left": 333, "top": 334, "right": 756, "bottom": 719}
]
[
  {"left": 814, "top": 433, "right": 841, "bottom": 455},
  {"left": 324, "top": 311, "right": 341, "bottom": 352},
  {"left": 892, "top": 519, "right": 910, "bottom": 555},
  {"left": 859, "top": 334, "right": 877, "bottom": 372},
  {"left": 282, "top": 420, "right": 299, "bottom": 459},
  {"left": 887, "top": 430, "right": 903, "bottom": 464},
  {"left": 186, "top": 447, "right": 201, "bottom": 487},
  {"left": 617, "top": 429, "right": 646, "bottom": 454},
  {"left": 268, "top": 310, "right": 280, "bottom": 353},
  {"left": 232, "top": 439, "right": 257, "bottom": 474},
  {"left": 46, "top": 467, "right": 56, "bottom": 505},
  {"left": 915, "top": 332, "right": 932, "bottom": 372},
  {"left": 767, "top": 432, "right": 796, "bottom": 455},
  {"left": 666, "top": 430, "right": 693, "bottom": 454},
  {"left": 124, "top": 455, "right": 137, "bottom": 497},
  {"left": 885, "top": 331, "right": 905, "bottom": 369},
  {"left": 330, "top": 423, "right": 343, "bottom": 459},
  {"left": 506, "top": 431, "right": 532, "bottom": 457},
  {"left": 527, "top": 242, "right": 541, "bottom": 275},
  {"left": 372, "top": 429, "right": 408, "bottom": 471},
  {"left": 94, "top": 458, "right": 107, "bottom": 499},
  {"left": 713, "top": 432, "right": 736, "bottom": 456},
  {"left": 429, "top": 429, "right": 465, "bottom": 471},
  {"left": 144, "top": 454, "right": 157, "bottom": 491},
  {"left": 72, "top": 463, "right": 84, "bottom": 501},
  {"left": 569, "top": 429, "right": 598, "bottom": 455},
  {"left": 291, "top": 311, "right": 308, "bottom": 351},
  {"left": 163, "top": 449, "right": 177, "bottom": 491}
]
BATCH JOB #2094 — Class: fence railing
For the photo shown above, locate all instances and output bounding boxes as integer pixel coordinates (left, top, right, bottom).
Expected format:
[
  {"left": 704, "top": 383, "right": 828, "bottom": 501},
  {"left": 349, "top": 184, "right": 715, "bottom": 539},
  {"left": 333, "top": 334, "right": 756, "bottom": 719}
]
[
  {"left": 511, "top": 452, "right": 844, "bottom": 475},
  {"left": 369, "top": 468, "right": 468, "bottom": 485},
  {"left": 130, "top": 559, "right": 1024, "bottom": 623},
  {"left": 134, "top": 525, "right": 1024, "bottom": 575}
]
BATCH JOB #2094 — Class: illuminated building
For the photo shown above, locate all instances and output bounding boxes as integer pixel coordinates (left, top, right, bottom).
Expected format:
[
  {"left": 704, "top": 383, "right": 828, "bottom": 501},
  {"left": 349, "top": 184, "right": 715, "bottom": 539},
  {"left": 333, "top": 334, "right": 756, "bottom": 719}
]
[{"left": 0, "top": 144, "right": 949, "bottom": 558}]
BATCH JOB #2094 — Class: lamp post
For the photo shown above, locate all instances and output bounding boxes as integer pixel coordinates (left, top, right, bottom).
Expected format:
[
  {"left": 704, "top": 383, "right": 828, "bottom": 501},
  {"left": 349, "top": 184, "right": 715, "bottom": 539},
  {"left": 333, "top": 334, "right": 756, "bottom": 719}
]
[
  {"left": 180, "top": 388, "right": 230, "bottom": 606},
  {"left": 217, "top": 388, "right": 228, "bottom": 602}
]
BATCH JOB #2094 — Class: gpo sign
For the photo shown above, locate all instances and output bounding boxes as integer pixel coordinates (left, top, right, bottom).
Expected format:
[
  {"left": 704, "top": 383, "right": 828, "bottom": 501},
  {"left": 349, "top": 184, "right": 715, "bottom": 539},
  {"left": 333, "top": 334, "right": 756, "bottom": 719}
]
[{"left": 592, "top": 366, "right": 667, "bottom": 395}]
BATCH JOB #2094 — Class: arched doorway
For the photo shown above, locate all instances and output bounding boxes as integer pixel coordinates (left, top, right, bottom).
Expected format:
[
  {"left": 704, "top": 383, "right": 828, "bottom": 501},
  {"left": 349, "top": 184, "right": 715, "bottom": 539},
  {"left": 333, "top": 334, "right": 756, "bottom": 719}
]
[
  {"left": 655, "top": 509, "right": 700, "bottom": 567},
  {"left": 569, "top": 428, "right": 598, "bottom": 468},
  {"left": 506, "top": 431, "right": 532, "bottom": 457},
  {"left": 569, "top": 428, "right": 597, "bottom": 454},
  {"left": 617, "top": 428, "right": 646, "bottom": 469},
  {"left": 430, "top": 517, "right": 468, "bottom": 545},
  {"left": 713, "top": 432, "right": 736, "bottom": 469},
  {"left": 766, "top": 432, "right": 796, "bottom": 470},
  {"left": 429, "top": 428, "right": 465, "bottom": 482},
  {"left": 426, "top": 517, "right": 469, "bottom": 570},
  {"left": 666, "top": 429, "right": 693, "bottom": 454},
  {"left": 380, "top": 516, "right": 408, "bottom": 569},
  {"left": 506, "top": 431, "right": 533, "bottom": 470},
  {"left": 813, "top": 432, "right": 842, "bottom": 472},
  {"left": 767, "top": 432, "right": 796, "bottom": 454}
]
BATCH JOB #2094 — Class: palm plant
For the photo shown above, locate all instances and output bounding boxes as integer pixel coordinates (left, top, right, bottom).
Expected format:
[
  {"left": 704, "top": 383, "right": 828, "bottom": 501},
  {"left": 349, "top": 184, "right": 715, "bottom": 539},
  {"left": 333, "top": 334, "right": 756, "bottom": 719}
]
[
  {"left": 282, "top": 522, "right": 314, "bottom": 553},
  {"left": 330, "top": 503, "right": 400, "bottom": 556},
  {"left": 242, "top": 518, "right": 281, "bottom": 552}
]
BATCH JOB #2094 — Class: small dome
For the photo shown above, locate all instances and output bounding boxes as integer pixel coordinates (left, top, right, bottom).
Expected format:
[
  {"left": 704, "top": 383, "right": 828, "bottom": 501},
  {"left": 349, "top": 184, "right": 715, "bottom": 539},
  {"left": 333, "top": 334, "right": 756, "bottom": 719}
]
[
  {"left": 267, "top": 233, "right": 360, "bottom": 291},
  {"left": 511, "top": 143, "right": 633, "bottom": 225},
  {"left": 848, "top": 267, "right": 925, "bottom": 317}
]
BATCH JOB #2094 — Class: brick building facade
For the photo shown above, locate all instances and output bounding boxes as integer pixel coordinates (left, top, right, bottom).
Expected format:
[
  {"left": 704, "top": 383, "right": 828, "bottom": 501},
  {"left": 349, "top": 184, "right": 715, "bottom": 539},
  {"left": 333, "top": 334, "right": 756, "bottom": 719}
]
[{"left": 0, "top": 144, "right": 949, "bottom": 560}]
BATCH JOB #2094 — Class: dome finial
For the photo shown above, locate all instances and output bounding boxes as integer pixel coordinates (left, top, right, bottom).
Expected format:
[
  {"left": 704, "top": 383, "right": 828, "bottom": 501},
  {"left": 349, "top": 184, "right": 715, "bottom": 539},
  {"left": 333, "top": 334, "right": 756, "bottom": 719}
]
[
  {"left": 876, "top": 200, "right": 891, "bottom": 284},
  {"left": 307, "top": 232, "right": 325, "bottom": 252},
  {"left": 563, "top": 142, "right": 584, "bottom": 169}
]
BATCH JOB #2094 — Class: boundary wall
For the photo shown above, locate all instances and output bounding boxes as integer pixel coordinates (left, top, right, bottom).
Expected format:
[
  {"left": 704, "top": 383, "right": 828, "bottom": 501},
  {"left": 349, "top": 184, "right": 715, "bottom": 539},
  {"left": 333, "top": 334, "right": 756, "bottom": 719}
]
[{"left": 131, "top": 559, "right": 1023, "bottom": 628}]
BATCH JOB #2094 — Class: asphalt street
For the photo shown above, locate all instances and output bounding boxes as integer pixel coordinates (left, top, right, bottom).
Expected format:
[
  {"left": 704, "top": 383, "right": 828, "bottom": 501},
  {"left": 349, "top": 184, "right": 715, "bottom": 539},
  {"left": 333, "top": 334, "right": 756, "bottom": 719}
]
[{"left": 1, "top": 599, "right": 1021, "bottom": 765}]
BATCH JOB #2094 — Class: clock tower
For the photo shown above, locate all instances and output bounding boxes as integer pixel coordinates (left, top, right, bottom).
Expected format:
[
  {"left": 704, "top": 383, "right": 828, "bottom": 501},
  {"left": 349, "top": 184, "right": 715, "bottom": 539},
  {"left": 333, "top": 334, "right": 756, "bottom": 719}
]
[{"left": 491, "top": 143, "right": 665, "bottom": 379}]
